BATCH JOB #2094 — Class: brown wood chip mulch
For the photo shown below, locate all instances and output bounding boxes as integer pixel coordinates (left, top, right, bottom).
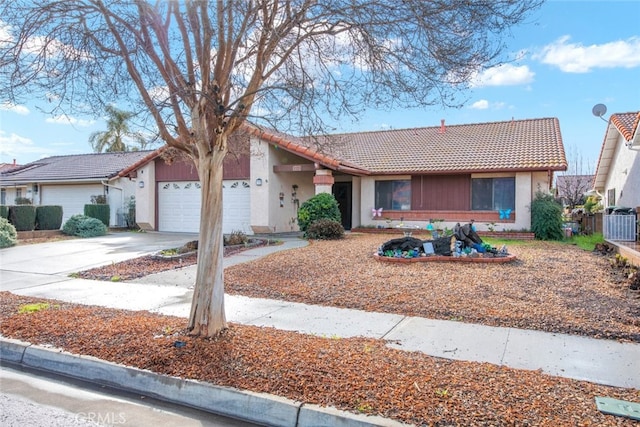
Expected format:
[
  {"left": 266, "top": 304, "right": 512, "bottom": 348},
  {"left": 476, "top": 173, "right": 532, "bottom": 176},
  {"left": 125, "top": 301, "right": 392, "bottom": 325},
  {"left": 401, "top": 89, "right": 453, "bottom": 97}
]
[
  {"left": 5, "top": 233, "right": 639, "bottom": 425},
  {"left": 1, "top": 293, "right": 639, "bottom": 427}
]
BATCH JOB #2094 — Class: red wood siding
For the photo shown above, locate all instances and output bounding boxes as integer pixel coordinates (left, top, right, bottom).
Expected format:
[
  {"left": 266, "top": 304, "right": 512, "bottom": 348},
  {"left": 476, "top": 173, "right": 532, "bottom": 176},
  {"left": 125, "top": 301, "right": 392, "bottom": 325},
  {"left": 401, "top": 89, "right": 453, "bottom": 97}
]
[
  {"left": 411, "top": 175, "right": 470, "bottom": 210},
  {"left": 154, "top": 132, "right": 250, "bottom": 181}
]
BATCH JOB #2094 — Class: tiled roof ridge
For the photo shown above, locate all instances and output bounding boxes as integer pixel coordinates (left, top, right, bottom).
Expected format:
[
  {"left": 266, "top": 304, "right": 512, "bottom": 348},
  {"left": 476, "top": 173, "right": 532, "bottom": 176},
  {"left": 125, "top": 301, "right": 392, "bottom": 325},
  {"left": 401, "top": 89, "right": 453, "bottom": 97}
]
[
  {"left": 323, "top": 116, "right": 560, "bottom": 138},
  {"left": 611, "top": 111, "right": 640, "bottom": 142}
]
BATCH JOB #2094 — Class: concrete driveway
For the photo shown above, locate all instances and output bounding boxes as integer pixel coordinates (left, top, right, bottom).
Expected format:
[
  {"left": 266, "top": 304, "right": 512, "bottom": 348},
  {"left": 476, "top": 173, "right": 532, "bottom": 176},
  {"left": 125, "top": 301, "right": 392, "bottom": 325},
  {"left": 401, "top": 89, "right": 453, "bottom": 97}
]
[{"left": 0, "top": 231, "right": 198, "bottom": 291}]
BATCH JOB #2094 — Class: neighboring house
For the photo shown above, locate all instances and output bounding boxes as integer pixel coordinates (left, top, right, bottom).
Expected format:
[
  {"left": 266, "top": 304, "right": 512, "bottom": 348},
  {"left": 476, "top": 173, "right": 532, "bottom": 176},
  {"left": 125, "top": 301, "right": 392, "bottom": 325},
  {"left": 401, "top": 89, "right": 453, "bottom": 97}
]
[
  {"left": 556, "top": 174, "right": 594, "bottom": 209},
  {"left": 592, "top": 111, "right": 640, "bottom": 211},
  {"left": 0, "top": 151, "right": 154, "bottom": 226},
  {"left": 120, "top": 117, "right": 567, "bottom": 234}
]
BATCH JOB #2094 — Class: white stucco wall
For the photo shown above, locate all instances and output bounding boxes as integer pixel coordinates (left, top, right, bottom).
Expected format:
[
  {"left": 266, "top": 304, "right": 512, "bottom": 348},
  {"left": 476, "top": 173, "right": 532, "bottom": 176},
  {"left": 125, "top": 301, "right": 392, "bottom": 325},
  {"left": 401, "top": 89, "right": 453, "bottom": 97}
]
[
  {"left": 250, "top": 139, "right": 314, "bottom": 233},
  {"left": 133, "top": 162, "right": 156, "bottom": 230},
  {"left": 604, "top": 135, "right": 640, "bottom": 209}
]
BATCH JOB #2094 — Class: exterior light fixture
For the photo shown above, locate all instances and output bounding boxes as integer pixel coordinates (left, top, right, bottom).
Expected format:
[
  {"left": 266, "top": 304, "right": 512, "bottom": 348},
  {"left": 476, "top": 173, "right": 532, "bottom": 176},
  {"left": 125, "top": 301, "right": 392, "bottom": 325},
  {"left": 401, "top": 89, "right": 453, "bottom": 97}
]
[
  {"left": 255, "top": 178, "right": 263, "bottom": 186},
  {"left": 138, "top": 181, "right": 145, "bottom": 188}
]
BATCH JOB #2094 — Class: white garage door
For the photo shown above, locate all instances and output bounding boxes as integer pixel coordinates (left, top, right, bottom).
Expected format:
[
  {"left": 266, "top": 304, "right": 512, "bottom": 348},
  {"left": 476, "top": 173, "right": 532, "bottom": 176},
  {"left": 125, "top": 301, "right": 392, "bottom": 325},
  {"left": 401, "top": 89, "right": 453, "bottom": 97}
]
[
  {"left": 157, "top": 180, "right": 251, "bottom": 234},
  {"left": 40, "top": 184, "right": 104, "bottom": 226}
]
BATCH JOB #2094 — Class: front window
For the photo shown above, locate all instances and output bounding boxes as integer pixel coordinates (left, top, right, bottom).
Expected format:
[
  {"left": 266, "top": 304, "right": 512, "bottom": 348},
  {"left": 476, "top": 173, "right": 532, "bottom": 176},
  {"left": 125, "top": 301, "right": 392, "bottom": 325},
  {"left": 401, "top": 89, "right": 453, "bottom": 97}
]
[
  {"left": 0, "top": 189, "right": 5, "bottom": 205},
  {"left": 471, "top": 177, "right": 515, "bottom": 211},
  {"left": 375, "top": 180, "right": 411, "bottom": 210}
]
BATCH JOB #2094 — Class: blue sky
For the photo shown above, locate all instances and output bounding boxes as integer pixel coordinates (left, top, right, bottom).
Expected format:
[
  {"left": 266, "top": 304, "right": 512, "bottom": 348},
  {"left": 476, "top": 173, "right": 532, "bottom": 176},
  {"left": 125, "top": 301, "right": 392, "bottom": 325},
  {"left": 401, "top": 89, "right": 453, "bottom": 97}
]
[{"left": 1, "top": 0, "right": 639, "bottom": 172}]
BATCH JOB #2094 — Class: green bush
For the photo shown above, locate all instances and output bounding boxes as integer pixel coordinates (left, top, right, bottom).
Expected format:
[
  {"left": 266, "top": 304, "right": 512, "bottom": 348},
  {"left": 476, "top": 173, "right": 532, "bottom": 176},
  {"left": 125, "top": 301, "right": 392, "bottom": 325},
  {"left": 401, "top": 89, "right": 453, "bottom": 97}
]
[
  {"left": 62, "top": 214, "right": 107, "bottom": 238},
  {"left": 297, "top": 193, "right": 341, "bottom": 233},
  {"left": 305, "top": 219, "right": 345, "bottom": 240},
  {"left": 84, "top": 204, "right": 110, "bottom": 227},
  {"left": 530, "top": 190, "right": 564, "bottom": 240},
  {"left": 0, "top": 217, "right": 18, "bottom": 248},
  {"left": 8, "top": 205, "right": 36, "bottom": 231},
  {"left": 35, "top": 205, "right": 63, "bottom": 230},
  {"left": 0, "top": 205, "right": 8, "bottom": 219}
]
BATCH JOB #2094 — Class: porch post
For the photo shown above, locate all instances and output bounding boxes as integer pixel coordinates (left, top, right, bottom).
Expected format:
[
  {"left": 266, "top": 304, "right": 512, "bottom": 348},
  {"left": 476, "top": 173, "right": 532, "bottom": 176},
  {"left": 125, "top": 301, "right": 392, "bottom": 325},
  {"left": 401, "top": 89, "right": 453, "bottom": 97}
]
[{"left": 313, "top": 169, "right": 334, "bottom": 195}]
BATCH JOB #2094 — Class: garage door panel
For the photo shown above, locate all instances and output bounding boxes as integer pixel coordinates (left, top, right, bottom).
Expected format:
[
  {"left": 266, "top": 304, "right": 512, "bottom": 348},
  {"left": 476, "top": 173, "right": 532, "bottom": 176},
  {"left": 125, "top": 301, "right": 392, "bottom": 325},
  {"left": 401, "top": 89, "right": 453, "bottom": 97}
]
[
  {"left": 158, "top": 180, "right": 250, "bottom": 234},
  {"left": 41, "top": 184, "right": 103, "bottom": 225}
]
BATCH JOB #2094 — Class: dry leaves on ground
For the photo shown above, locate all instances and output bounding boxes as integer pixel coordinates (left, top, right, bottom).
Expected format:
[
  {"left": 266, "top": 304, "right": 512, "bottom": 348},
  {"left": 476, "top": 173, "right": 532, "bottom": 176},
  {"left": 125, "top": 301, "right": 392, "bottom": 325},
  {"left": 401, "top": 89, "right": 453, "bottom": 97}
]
[
  {"left": 223, "top": 234, "right": 640, "bottom": 342},
  {"left": 1, "top": 292, "right": 638, "bottom": 427},
  {"left": 78, "top": 233, "right": 640, "bottom": 342}
]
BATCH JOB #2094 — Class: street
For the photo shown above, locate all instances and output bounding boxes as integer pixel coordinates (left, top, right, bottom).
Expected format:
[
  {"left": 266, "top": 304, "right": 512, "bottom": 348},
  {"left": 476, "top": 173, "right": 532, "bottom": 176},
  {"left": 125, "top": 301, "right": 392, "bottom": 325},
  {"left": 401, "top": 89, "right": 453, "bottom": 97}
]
[{"left": 0, "top": 364, "right": 260, "bottom": 427}]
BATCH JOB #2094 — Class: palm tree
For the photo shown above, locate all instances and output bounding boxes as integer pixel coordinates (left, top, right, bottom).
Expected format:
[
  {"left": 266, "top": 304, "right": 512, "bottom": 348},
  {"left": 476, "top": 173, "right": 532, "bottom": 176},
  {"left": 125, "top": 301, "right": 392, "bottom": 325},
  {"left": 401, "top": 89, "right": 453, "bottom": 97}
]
[{"left": 89, "top": 105, "right": 147, "bottom": 152}]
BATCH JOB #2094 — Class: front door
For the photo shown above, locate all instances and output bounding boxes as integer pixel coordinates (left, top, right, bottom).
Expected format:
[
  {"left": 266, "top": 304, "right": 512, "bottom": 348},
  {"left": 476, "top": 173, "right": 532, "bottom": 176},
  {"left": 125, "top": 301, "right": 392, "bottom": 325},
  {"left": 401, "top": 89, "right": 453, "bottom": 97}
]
[{"left": 332, "top": 182, "right": 352, "bottom": 230}]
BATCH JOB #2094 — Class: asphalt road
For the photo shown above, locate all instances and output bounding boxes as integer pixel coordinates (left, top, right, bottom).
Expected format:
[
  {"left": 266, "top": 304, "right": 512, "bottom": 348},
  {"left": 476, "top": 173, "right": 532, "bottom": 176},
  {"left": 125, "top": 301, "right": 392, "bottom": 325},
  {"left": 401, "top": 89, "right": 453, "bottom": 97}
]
[{"left": 0, "top": 364, "right": 260, "bottom": 427}]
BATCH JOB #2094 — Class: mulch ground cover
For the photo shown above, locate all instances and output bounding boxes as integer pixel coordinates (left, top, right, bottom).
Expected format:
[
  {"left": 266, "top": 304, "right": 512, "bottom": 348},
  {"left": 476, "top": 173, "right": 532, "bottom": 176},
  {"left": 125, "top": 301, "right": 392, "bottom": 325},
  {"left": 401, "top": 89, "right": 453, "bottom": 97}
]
[
  {"left": 1, "top": 292, "right": 639, "bottom": 426},
  {"left": 4, "top": 232, "right": 639, "bottom": 425}
]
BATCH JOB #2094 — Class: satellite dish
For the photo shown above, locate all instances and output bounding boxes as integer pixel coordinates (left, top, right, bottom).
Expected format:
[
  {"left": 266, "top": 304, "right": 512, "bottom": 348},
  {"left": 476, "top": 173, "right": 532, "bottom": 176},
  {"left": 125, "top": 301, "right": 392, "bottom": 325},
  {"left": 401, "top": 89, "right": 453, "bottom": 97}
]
[{"left": 592, "top": 103, "right": 607, "bottom": 118}]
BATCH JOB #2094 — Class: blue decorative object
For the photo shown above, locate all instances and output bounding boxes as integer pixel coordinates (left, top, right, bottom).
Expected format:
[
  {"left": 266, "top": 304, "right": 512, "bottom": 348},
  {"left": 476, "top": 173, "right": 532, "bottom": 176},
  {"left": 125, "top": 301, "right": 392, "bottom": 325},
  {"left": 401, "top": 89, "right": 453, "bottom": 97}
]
[
  {"left": 499, "top": 209, "right": 512, "bottom": 219},
  {"left": 426, "top": 223, "right": 434, "bottom": 231}
]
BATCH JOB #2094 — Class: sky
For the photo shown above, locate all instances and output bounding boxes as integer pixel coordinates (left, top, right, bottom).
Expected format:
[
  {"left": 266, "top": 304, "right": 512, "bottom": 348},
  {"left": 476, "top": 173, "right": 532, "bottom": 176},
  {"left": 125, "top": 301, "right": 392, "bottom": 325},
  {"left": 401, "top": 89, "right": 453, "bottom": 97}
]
[{"left": 1, "top": 0, "right": 639, "bottom": 173}]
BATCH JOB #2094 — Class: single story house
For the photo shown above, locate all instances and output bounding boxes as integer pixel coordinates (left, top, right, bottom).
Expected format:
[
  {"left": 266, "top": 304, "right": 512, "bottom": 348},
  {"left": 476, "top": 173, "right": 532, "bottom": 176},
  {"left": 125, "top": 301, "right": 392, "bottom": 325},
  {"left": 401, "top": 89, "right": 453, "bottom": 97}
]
[
  {"left": 592, "top": 111, "right": 640, "bottom": 211},
  {"left": 0, "top": 151, "right": 154, "bottom": 226},
  {"left": 119, "top": 117, "right": 567, "bottom": 234}
]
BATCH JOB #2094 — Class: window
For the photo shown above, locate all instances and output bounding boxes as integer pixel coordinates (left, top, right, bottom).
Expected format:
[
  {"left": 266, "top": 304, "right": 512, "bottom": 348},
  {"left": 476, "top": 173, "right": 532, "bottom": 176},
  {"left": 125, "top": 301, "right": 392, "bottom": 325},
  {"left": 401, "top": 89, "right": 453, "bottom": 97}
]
[
  {"left": 375, "top": 180, "right": 411, "bottom": 210},
  {"left": 0, "top": 189, "right": 5, "bottom": 205},
  {"left": 16, "top": 188, "right": 22, "bottom": 199},
  {"left": 607, "top": 188, "right": 615, "bottom": 207},
  {"left": 471, "top": 177, "right": 515, "bottom": 211}
]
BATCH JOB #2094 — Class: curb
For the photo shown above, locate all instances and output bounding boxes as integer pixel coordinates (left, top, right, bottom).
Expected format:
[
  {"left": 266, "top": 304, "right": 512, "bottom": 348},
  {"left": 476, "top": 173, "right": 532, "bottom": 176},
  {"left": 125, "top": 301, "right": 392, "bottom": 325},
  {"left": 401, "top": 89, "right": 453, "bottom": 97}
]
[{"left": 1, "top": 337, "right": 409, "bottom": 427}]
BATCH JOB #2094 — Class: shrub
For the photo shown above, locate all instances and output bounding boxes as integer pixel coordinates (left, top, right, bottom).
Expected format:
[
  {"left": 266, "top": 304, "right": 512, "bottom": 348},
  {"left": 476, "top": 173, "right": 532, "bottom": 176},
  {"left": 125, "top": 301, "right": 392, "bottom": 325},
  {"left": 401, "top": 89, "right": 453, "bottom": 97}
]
[
  {"left": 225, "top": 230, "right": 248, "bottom": 246},
  {"left": 84, "top": 203, "right": 110, "bottom": 227},
  {"left": 8, "top": 205, "right": 36, "bottom": 231},
  {"left": 0, "top": 205, "right": 8, "bottom": 219},
  {"left": 305, "top": 219, "right": 345, "bottom": 240},
  {"left": 530, "top": 190, "right": 564, "bottom": 240},
  {"left": 0, "top": 217, "right": 18, "bottom": 248},
  {"left": 297, "top": 193, "right": 341, "bottom": 233},
  {"left": 35, "top": 205, "right": 63, "bottom": 230},
  {"left": 63, "top": 214, "right": 107, "bottom": 238},
  {"left": 90, "top": 195, "right": 107, "bottom": 204}
]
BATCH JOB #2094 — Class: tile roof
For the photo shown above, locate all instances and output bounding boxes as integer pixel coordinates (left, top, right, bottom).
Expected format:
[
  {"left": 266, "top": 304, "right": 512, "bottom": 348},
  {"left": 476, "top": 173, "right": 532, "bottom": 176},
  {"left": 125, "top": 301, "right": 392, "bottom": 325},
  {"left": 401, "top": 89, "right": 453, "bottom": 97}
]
[
  {"left": 0, "top": 151, "right": 154, "bottom": 184},
  {"left": 593, "top": 111, "right": 640, "bottom": 190},
  {"left": 611, "top": 111, "right": 640, "bottom": 144},
  {"left": 302, "top": 117, "right": 567, "bottom": 174},
  {"left": 119, "top": 117, "right": 568, "bottom": 178}
]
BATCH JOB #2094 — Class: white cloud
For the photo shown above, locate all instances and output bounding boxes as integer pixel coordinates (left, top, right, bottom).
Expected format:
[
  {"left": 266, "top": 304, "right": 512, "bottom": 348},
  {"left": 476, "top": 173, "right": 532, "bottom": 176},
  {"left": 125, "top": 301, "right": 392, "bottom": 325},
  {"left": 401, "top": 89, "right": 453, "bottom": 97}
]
[
  {"left": 470, "top": 100, "right": 489, "bottom": 110},
  {"left": 0, "top": 130, "right": 52, "bottom": 161},
  {"left": 45, "top": 114, "right": 94, "bottom": 127},
  {"left": 0, "top": 102, "right": 30, "bottom": 115},
  {"left": 469, "top": 100, "right": 507, "bottom": 110},
  {"left": 470, "top": 64, "right": 535, "bottom": 87},
  {"left": 536, "top": 35, "right": 640, "bottom": 73}
]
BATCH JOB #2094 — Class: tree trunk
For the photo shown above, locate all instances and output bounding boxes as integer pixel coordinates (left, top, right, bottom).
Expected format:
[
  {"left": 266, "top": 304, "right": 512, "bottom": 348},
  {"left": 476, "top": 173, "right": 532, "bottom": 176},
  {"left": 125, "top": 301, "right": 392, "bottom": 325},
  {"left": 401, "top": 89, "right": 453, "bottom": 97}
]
[{"left": 188, "top": 150, "right": 227, "bottom": 336}]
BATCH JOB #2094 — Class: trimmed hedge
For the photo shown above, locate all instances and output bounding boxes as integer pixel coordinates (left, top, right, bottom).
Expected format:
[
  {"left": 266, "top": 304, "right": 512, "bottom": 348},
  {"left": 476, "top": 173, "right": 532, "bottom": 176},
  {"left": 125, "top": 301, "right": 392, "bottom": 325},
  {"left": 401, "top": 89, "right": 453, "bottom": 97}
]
[
  {"left": 8, "top": 205, "right": 36, "bottom": 231},
  {"left": 36, "top": 205, "right": 64, "bottom": 230},
  {"left": 62, "top": 214, "right": 107, "bottom": 238},
  {"left": 84, "top": 204, "right": 110, "bottom": 227},
  {"left": 0, "top": 205, "right": 8, "bottom": 219},
  {"left": 0, "top": 217, "right": 17, "bottom": 248}
]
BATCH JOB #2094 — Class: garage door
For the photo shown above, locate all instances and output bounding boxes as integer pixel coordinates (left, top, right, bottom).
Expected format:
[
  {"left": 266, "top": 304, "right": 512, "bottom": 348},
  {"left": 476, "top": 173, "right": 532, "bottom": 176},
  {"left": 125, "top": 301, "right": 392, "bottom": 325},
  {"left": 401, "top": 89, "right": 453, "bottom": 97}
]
[
  {"left": 157, "top": 180, "right": 251, "bottom": 234},
  {"left": 40, "top": 184, "right": 104, "bottom": 226}
]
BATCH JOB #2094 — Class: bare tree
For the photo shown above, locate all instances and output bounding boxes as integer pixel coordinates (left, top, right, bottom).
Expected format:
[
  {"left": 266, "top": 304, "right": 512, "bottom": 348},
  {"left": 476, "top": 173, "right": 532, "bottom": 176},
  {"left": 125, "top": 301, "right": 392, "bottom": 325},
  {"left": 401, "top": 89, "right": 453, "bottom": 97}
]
[
  {"left": 0, "top": 0, "right": 543, "bottom": 337},
  {"left": 556, "top": 145, "right": 594, "bottom": 209}
]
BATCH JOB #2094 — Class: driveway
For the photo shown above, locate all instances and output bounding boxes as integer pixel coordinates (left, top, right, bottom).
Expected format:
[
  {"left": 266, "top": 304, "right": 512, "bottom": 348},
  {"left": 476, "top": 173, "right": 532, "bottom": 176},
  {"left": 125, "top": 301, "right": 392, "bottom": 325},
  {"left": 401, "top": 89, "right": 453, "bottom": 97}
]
[{"left": 0, "top": 231, "right": 198, "bottom": 291}]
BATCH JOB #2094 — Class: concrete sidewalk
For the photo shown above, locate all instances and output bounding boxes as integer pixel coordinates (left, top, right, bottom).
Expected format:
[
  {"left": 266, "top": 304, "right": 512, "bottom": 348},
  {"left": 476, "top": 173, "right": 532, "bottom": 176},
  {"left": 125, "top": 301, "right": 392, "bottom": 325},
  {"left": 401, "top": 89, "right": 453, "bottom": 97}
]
[{"left": 3, "top": 235, "right": 638, "bottom": 390}]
